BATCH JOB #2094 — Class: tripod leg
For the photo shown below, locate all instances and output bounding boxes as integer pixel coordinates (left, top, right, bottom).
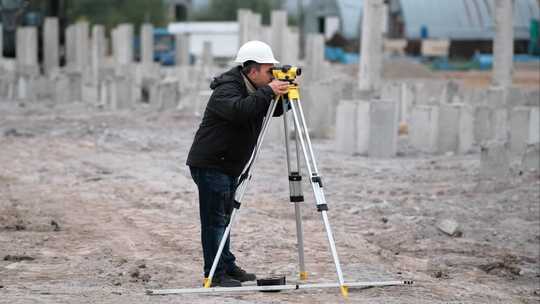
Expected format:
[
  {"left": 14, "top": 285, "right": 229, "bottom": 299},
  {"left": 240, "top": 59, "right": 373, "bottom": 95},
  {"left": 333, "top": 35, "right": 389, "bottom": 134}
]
[
  {"left": 289, "top": 98, "right": 348, "bottom": 298},
  {"left": 204, "top": 98, "right": 279, "bottom": 288},
  {"left": 294, "top": 202, "right": 307, "bottom": 280},
  {"left": 282, "top": 98, "right": 307, "bottom": 281}
]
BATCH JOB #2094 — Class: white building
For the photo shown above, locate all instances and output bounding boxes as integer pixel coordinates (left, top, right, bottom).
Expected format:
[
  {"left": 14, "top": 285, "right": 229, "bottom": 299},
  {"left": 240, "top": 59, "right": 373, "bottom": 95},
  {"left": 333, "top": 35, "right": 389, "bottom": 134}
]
[{"left": 168, "top": 22, "right": 238, "bottom": 58}]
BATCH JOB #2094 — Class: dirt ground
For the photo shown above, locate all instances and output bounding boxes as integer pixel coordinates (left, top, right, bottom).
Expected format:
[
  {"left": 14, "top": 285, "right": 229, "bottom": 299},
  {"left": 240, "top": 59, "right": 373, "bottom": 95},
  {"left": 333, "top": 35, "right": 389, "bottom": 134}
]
[
  {"left": 381, "top": 59, "right": 540, "bottom": 89},
  {"left": 0, "top": 87, "right": 539, "bottom": 304}
]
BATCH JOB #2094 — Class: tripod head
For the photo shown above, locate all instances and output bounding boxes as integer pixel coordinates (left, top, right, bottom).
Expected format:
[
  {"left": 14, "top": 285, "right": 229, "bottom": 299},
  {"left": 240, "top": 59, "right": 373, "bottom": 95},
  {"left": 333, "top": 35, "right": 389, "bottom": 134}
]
[{"left": 272, "top": 65, "right": 301, "bottom": 83}]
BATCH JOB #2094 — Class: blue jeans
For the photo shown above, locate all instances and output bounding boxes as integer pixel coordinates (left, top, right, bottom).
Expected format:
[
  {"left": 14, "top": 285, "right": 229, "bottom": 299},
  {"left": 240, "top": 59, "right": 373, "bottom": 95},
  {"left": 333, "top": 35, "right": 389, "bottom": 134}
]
[{"left": 189, "top": 167, "right": 237, "bottom": 277}]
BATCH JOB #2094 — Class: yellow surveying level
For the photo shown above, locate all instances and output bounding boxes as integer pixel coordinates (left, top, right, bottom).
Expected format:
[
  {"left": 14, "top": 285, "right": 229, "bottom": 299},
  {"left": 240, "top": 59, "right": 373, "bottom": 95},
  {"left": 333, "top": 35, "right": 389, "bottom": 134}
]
[
  {"left": 272, "top": 65, "right": 301, "bottom": 82},
  {"left": 272, "top": 65, "right": 301, "bottom": 100}
]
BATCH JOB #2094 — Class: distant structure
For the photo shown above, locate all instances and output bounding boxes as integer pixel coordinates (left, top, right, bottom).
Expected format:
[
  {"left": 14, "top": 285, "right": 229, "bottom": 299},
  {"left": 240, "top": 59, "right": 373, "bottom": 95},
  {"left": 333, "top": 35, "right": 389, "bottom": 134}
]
[
  {"left": 388, "top": 0, "right": 540, "bottom": 57},
  {"left": 303, "top": 0, "right": 361, "bottom": 40},
  {"left": 168, "top": 21, "right": 238, "bottom": 59},
  {"left": 164, "top": 0, "right": 193, "bottom": 22},
  {"left": 302, "top": 0, "right": 540, "bottom": 57}
]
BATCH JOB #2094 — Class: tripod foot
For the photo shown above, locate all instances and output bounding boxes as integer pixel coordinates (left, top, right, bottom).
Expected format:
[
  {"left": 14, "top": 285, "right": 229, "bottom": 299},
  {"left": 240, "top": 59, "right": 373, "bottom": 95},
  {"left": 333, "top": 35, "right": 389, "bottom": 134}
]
[
  {"left": 340, "top": 285, "right": 349, "bottom": 299},
  {"left": 203, "top": 278, "right": 211, "bottom": 288}
]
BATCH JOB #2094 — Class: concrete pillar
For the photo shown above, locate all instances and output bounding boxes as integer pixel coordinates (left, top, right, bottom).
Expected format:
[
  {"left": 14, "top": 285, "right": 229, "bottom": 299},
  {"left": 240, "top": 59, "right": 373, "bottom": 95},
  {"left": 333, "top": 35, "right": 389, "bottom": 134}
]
[
  {"left": 201, "top": 41, "right": 213, "bottom": 66},
  {"left": 82, "top": 82, "right": 99, "bottom": 103},
  {"left": 437, "top": 103, "right": 474, "bottom": 154},
  {"left": 492, "top": 0, "right": 514, "bottom": 88},
  {"left": 16, "top": 27, "right": 39, "bottom": 76},
  {"left": 99, "top": 78, "right": 109, "bottom": 107},
  {"left": 526, "top": 90, "right": 540, "bottom": 107},
  {"left": 356, "top": 101, "right": 371, "bottom": 155},
  {"left": 510, "top": 107, "right": 540, "bottom": 154},
  {"left": 43, "top": 18, "right": 59, "bottom": 76},
  {"left": 492, "top": 108, "right": 509, "bottom": 142},
  {"left": 522, "top": 143, "right": 540, "bottom": 171},
  {"left": 103, "top": 36, "right": 110, "bottom": 60},
  {"left": 302, "top": 83, "right": 337, "bottom": 138},
  {"left": 282, "top": 28, "right": 299, "bottom": 65},
  {"left": 437, "top": 104, "right": 460, "bottom": 153},
  {"left": 505, "top": 86, "right": 527, "bottom": 108},
  {"left": 249, "top": 13, "right": 262, "bottom": 42},
  {"left": 237, "top": 9, "right": 251, "bottom": 48},
  {"left": 359, "top": 0, "right": 385, "bottom": 93},
  {"left": 175, "top": 33, "right": 190, "bottom": 66},
  {"left": 529, "top": 107, "right": 540, "bottom": 144},
  {"left": 305, "top": 33, "right": 325, "bottom": 82},
  {"left": 16, "top": 76, "right": 29, "bottom": 100},
  {"left": 53, "top": 73, "right": 70, "bottom": 103},
  {"left": 141, "top": 23, "right": 154, "bottom": 66},
  {"left": 111, "top": 27, "right": 118, "bottom": 60},
  {"left": 2, "top": 75, "right": 15, "bottom": 100},
  {"left": 443, "top": 80, "right": 460, "bottom": 104},
  {"left": 410, "top": 105, "right": 439, "bottom": 153},
  {"left": 474, "top": 104, "right": 508, "bottom": 145},
  {"left": 111, "top": 75, "right": 132, "bottom": 110},
  {"left": 114, "top": 24, "right": 134, "bottom": 65},
  {"left": 480, "top": 142, "right": 510, "bottom": 179},
  {"left": 381, "top": 82, "right": 401, "bottom": 118},
  {"left": 414, "top": 80, "right": 446, "bottom": 106},
  {"left": 67, "top": 71, "right": 82, "bottom": 102},
  {"left": 65, "top": 25, "right": 76, "bottom": 69},
  {"left": 271, "top": 10, "right": 287, "bottom": 62},
  {"left": 156, "top": 78, "right": 179, "bottom": 110},
  {"left": 31, "top": 76, "right": 48, "bottom": 101},
  {"left": 91, "top": 25, "right": 106, "bottom": 86},
  {"left": 106, "top": 76, "right": 117, "bottom": 109},
  {"left": 75, "top": 22, "right": 89, "bottom": 72},
  {"left": 458, "top": 104, "right": 474, "bottom": 154},
  {"left": 400, "top": 82, "right": 413, "bottom": 124},
  {"left": 486, "top": 86, "right": 507, "bottom": 108},
  {"left": 368, "top": 99, "right": 399, "bottom": 157},
  {"left": 175, "top": 65, "right": 190, "bottom": 93},
  {"left": 259, "top": 26, "right": 272, "bottom": 44},
  {"left": 122, "top": 24, "right": 134, "bottom": 64},
  {"left": 474, "top": 106, "right": 492, "bottom": 143}
]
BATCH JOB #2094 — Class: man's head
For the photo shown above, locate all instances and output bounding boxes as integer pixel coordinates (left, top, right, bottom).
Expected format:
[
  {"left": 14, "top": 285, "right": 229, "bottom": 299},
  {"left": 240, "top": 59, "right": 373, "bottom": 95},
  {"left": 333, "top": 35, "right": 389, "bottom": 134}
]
[
  {"left": 241, "top": 61, "right": 274, "bottom": 88},
  {"left": 235, "top": 40, "right": 279, "bottom": 88}
]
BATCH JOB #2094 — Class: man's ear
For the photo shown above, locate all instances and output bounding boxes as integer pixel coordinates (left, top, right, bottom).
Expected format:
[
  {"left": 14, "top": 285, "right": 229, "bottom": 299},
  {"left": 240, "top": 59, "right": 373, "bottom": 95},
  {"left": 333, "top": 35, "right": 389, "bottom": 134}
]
[{"left": 247, "top": 67, "right": 257, "bottom": 77}]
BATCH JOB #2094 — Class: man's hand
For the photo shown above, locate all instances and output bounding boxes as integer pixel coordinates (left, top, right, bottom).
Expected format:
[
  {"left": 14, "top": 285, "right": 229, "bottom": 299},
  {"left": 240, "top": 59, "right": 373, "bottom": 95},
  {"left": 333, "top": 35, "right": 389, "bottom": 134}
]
[{"left": 268, "top": 80, "right": 289, "bottom": 96}]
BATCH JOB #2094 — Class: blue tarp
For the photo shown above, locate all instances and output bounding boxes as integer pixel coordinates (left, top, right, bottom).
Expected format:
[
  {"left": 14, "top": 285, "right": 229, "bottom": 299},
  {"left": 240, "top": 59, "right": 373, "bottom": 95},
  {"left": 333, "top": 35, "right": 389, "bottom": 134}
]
[
  {"left": 473, "top": 53, "right": 540, "bottom": 70},
  {"left": 430, "top": 53, "right": 540, "bottom": 71},
  {"left": 325, "top": 47, "right": 359, "bottom": 64}
]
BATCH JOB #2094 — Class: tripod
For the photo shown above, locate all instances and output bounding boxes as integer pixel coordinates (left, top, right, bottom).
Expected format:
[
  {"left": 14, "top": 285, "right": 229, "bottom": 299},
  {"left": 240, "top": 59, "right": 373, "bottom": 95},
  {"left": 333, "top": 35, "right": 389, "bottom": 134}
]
[{"left": 147, "top": 68, "right": 412, "bottom": 297}]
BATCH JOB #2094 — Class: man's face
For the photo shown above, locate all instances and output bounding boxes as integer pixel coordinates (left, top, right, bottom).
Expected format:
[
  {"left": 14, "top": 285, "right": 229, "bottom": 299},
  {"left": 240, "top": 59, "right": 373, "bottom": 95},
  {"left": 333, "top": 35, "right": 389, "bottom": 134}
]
[{"left": 248, "top": 63, "right": 274, "bottom": 88}]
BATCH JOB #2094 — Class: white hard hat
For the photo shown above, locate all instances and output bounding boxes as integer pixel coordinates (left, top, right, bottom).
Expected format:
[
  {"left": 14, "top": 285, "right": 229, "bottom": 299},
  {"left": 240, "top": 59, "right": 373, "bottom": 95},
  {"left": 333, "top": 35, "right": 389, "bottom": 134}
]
[{"left": 234, "top": 40, "right": 279, "bottom": 64}]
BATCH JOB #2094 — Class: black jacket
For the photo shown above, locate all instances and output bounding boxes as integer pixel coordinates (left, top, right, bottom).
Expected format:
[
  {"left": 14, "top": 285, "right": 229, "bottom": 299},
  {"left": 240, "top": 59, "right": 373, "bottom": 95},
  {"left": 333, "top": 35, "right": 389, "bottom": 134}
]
[{"left": 186, "top": 66, "right": 284, "bottom": 177}]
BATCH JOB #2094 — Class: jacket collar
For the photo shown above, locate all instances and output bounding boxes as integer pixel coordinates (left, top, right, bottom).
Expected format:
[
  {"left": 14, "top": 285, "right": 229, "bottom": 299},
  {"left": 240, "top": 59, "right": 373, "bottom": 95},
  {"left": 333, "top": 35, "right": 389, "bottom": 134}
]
[{"left": 240, "top": 70, "right": 257, "bottom": 94}]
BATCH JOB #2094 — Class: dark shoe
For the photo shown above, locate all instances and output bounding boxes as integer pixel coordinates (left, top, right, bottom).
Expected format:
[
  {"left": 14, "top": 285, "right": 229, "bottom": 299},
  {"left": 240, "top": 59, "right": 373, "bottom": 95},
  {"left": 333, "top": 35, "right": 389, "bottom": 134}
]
[
  {"left": 227, "top": 265, "right": 256, "bottom": 282},
  {"left": 209, "top": 274, "right": 242, "bottom": 287}
]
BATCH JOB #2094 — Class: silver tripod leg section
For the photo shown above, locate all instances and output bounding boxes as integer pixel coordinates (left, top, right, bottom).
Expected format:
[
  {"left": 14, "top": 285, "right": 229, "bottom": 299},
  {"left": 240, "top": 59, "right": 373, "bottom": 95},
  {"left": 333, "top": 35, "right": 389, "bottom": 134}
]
[
  {"left": 282, "top": 99, "right": 306, "bottom": 280},
  {"left": 288, "top": 98, "right": 347, "bottom": 292},
  {"left": 205, "top": 98, "right": 279, "bottom": 288},
  {"left": 294, "top": 202, "right": 306, "bottom": 279},
  {"left": 295, "top": 99, "right": 320, "bottom": 173}
]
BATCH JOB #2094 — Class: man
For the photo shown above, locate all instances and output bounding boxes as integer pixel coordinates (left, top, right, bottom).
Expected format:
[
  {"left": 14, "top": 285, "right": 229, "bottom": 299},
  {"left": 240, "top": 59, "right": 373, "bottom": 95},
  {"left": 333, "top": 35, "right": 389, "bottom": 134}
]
[{"left": 186, "top": 40, "right": 289, "bottom": 287}]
